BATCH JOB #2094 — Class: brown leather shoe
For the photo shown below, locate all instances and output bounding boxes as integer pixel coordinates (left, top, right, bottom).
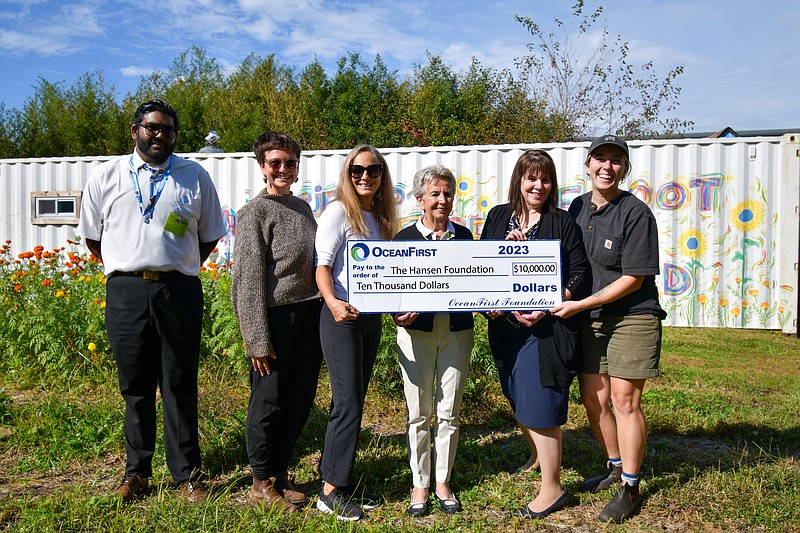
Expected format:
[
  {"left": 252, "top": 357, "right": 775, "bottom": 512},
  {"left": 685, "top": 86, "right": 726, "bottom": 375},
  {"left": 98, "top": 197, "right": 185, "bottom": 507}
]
[
  {"left": 249, "top": 477, "right": 299, "bottom": 512},
  {"left": 275, "top": 473, "right": 310, "bottom": 506},
  {"left": 177, "top": 480, "right": 209, "bottom": 503},
  {"left": 116, "top": 473, "right": 149, "bottom": 502}
]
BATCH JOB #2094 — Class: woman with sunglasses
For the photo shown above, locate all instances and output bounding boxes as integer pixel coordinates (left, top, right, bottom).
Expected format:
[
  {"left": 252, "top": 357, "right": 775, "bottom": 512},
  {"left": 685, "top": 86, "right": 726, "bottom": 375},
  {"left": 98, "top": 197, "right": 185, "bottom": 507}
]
[
  {"left": 481, "top": 149, "right": 590, "bottom": 519},
  {"left": 231, "top": 132, "right": 322, "bottom": 512},
  {"left": 314, "top": 144, "right": 398, "bottom": 521}
]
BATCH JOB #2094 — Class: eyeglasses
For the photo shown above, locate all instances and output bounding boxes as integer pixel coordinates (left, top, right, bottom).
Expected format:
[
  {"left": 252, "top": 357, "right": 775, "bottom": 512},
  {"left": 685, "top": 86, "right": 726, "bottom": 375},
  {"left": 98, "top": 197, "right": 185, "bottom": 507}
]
[
  {"left": 137, "top": 123, "right": 177, "bottom": 139},
  {"left": 349, "top": 164, "right": 383, "bottom": 179},
  {"left": 265, "top": 158, "right": 299, "bottom": 170}
]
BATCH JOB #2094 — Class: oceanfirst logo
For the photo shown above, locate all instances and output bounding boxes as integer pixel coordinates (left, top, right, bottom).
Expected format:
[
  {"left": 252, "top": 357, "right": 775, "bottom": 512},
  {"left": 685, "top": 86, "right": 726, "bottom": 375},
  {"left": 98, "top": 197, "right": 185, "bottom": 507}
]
[
  {"left": 351, "top": 243, "right": 438, "bottom": 262},
  {"left": 351, "top": 243, "right": 370, "bottom": 262}
]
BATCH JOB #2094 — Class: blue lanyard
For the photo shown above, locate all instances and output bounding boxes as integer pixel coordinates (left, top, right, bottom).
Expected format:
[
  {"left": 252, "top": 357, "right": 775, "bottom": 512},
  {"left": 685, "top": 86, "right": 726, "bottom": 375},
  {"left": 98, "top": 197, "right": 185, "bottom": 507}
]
[{"left": 129, "top": 154, "right": 174, "bottom": 224}]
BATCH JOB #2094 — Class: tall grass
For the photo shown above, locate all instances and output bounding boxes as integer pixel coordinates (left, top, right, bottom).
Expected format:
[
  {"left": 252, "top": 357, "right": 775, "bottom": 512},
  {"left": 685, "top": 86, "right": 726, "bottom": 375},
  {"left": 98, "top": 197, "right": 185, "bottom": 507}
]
[{"left": 1, "top": 241, "right": 799, "bottom": 531}]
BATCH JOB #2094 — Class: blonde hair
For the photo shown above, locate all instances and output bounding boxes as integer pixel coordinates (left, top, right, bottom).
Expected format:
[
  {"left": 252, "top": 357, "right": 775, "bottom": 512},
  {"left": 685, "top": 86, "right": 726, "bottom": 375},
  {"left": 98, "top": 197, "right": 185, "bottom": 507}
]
[{"left": 335, "top": 144, "right": 398, "bottom": 239}]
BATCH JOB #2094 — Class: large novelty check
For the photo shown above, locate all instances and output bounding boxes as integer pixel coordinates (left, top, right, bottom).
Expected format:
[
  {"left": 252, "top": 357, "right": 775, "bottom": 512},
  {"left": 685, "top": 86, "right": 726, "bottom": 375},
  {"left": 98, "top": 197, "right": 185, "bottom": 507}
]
[{"left": 347, "top": 239, "right": 563, "bottom": 313}]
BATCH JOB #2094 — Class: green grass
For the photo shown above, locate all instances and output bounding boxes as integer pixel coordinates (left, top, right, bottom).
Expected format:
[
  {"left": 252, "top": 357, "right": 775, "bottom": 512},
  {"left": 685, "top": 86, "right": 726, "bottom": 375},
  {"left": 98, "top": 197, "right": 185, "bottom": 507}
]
[{"left": 1, "top": 326, "right": 799, "bottom": 532}]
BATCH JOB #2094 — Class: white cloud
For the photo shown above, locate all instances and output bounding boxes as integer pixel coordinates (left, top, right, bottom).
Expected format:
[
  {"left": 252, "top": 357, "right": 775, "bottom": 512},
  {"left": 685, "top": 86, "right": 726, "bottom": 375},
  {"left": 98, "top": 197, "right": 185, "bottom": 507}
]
[{"left": 120, "top": 65, "right": 154, "bottom": 77}]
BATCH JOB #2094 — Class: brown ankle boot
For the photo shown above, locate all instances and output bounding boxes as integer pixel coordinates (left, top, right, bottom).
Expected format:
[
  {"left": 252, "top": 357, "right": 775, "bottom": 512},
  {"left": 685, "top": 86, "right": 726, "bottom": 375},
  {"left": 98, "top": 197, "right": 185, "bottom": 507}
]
[
  {"left": 248, "top": 477, "right": 299, "bottom": 512},
  {"left": 275, "top": 472, "right": 310, "bottom": 506}
]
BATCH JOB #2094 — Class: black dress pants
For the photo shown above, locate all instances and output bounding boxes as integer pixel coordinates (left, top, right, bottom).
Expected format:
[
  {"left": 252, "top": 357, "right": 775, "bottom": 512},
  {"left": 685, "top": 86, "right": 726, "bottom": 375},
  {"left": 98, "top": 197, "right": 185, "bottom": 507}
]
[
  {"left": 105, "top": 274, "right": 203, "bottom": 484},
  {"left": 318, "top": 306, "right": 382, "bottom": 487},
  {"left": 246, "top": 298, "right": 323, "bottom": 479}
]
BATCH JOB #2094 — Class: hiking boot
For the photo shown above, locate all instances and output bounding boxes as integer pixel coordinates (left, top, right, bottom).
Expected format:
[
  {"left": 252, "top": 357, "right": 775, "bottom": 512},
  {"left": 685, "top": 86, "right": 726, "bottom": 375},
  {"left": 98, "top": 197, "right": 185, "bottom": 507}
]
[
  {"left": 249, "top": 477, "right": 299, "bottom": 512},
  {"left": 316, "top": 485, "right": 364, "bottom": 521},
  {"left": 598, "top": 482, "right": 642, "bottom": 523},
  {"left": 580, "top": 462, "right": 622, "bottom": 492},
  {"left": 275, "top": 473, "right": 310, "bottom": 506}
]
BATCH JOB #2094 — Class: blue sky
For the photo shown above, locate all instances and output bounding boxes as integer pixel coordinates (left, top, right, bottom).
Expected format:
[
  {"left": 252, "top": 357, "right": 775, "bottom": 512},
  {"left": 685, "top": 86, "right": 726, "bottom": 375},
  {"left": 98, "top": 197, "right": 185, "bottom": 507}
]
[{"left": 1, "top": 0, "right": 798, "bottom": 133}]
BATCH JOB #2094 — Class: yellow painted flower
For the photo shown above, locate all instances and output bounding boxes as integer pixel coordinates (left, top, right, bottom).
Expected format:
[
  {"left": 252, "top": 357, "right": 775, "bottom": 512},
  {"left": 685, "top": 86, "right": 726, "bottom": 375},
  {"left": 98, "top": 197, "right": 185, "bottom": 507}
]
[
  {"left": 678, "top": 228, "right": 706, "bottom": 258},
  {"left": 761, "top": 280, "right": 770, "bottom": 287},
  {"left": 697, "top": 294, "right": 708, "bottom": 304},
  {"left": 476, "top": 195, "right": 493, "bottom": 213},
  {"left": 778, "top": 305, "right": 785, "bottom": 313},
  {"left": 748, "top": 289, "right": 759, "bottom": 296},
  {"left": 760, "top": 302, "right": 769, "bottom": 310},
  {"left": 455, "top": 174, "right": 474, "bottom": 196},
  {"left": 88, "top": 343, "right": 97, "bottom": 353},
  {"left": 731, "top": 307, "right": 741, "bottom": 317},
  {"left": 719, "top": 298, "right": 729, "bottom": 307},
  {"left": 730, "top": 200, "right": 764, "bottom": 232}
]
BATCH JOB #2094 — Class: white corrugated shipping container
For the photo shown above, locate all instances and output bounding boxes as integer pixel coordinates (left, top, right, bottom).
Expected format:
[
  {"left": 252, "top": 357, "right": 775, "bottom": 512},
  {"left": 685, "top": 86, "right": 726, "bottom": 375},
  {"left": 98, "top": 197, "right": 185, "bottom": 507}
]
[{"left": 2, "top": 135, "right": 798, "bottom": 334}]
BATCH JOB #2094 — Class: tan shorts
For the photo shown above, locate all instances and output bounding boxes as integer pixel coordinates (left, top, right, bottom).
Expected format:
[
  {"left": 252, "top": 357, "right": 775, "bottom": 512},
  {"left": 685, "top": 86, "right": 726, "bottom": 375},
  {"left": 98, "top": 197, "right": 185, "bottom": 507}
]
[{"left": 580, "top": 315, "right": 662, "bottom": 379}]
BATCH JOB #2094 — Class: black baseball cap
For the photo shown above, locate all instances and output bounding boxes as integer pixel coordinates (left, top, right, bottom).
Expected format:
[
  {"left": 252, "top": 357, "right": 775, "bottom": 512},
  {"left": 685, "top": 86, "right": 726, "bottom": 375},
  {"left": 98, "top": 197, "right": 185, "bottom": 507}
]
[{"left": 588, "top": 134, "right": 629, "bottom": 157}]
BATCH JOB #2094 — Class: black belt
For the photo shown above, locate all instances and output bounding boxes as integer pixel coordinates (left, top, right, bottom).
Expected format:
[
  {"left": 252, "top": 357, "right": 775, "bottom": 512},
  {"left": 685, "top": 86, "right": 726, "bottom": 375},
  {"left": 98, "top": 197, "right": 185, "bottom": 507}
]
[{"left": 111, "top": 270, "right": 186, "bottom": 281}]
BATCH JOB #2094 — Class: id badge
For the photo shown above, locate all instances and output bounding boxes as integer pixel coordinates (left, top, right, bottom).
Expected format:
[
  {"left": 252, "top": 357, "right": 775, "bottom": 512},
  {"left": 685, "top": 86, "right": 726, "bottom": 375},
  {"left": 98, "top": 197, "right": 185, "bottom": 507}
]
[{"left": 164, "top": 211, "right": 189, "bottom": 237}]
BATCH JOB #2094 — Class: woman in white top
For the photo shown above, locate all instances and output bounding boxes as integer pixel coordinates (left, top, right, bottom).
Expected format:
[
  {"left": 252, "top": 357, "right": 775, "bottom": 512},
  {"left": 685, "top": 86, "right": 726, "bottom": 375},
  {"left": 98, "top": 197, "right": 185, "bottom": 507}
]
[{"left": 314, "top": 144, "right": 398, "bottom": 521}]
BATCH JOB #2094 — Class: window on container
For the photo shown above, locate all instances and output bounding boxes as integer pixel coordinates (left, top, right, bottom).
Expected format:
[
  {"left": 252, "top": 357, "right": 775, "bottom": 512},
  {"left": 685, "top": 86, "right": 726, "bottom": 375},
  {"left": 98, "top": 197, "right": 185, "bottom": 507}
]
[
  {"left": 30, "top": 191, "right": 82, "bottom": 225},
  {"left": 37, "top": 197, "right": 77, "bottom": 216}
]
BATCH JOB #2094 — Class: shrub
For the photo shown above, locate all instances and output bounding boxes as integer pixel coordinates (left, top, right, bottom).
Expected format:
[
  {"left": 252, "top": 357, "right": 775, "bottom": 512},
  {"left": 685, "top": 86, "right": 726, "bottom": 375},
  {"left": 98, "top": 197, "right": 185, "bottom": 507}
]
[{"left": 0, "top": 239, "right": 112, "bottom": 380}]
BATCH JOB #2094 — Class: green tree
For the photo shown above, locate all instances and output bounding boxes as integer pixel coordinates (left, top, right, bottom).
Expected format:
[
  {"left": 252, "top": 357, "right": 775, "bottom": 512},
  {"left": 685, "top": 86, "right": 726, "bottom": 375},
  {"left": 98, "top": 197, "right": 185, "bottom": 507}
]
[
  {"left": 133, "top": 46, "right": 224, "bottom": 152},
  {"left": 64, "top": 70, "right": 128, "bottom": 156},
  {"left": 0, "top": 103, "right": 18, "bottom": 158},
  {"left": 16, "top": 79, "right": 71, "bottom": 157},
  {"left": 296, "top": 59, "right": 332, "bottom": 149},
  {"left": 323, "top": 53, "right": 405, "bottom": 148},
  {"left": 515, "top": 1, "right": 692, "bottom": 139}
]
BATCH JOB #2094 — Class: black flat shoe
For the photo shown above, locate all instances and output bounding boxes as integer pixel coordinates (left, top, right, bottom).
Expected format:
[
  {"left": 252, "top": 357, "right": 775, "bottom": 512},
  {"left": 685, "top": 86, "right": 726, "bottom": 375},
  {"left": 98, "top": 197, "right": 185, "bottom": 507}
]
[
  {"left": 512, "top": 489, "right": 570, "bottom": 519},
  {"left": 435, "top": 493, "right": 462, "bottom": 513},
  {"left": 408, "top": 499, "right": 428, "bottom": 517}
]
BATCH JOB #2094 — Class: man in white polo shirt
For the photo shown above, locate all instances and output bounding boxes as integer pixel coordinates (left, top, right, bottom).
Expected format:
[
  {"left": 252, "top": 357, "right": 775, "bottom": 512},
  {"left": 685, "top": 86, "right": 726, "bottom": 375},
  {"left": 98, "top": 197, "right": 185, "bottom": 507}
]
[{"left": 78, "top": 100, "right": 227, "bottom": 503}]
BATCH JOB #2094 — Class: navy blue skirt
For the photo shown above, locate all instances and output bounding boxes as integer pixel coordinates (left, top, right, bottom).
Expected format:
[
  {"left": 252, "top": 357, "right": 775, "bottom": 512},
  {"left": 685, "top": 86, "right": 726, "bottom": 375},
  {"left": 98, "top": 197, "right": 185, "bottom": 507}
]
[{"left": 489, "top": 320, "right": 569, "bottom": 428}]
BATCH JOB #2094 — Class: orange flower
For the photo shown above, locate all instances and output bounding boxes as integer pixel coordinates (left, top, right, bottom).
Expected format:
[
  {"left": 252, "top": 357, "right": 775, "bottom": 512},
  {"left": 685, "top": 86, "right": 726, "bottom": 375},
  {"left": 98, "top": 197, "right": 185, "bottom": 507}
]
[
  {"left": 72, "top": 269, "right": 79, "bottom": 276},
  {"left": 741, "top": 301, "right": 749, "bottom": 308},
  {"left": 748, "top": 289, "right": 759, "bottom": 296},
  {"left": 94, "top": 298, "right": 101, "bottom": 304},
  {"left": 719, "top": 298, "right": 729, "bottom": 307},
  {"left": 13, "top": 284, "right": 23, "bottom": 291},
  {"left": 778, "top": 305, "right": 785, "bottom": 313},
  {"left": 41, "top": 279, "right": 52, "bottom": 287},
  {"left": 212, "top": 248, "right": 219, "bottom": 253},
  {"left": 731, "top": 307, "right": 741, "bottom": 317},
  {"left": 4, "top": 239, "right": 10, "bottom": 244},
  {"left": 762, "top": 280, "right": 770, "bottom": 287},
  {"left": 65, "top": 261, "right": 73, "bottom": 268},
  {"left": 760, "top": 302, "right": 769, "bottom": 310},
  {"left": 696, "top": 294, "right": 708, "bottom": 304},
  {"left": 712, "top": 276, "right": 719, "bottom": 283}
]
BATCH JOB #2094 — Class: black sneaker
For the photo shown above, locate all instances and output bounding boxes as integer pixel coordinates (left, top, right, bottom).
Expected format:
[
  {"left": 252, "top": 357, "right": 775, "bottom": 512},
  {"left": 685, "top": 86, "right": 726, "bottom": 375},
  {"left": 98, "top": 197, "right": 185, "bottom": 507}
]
[
  {"left": 316, "top": 486, "right": 364, "bottom": 521},
  {"left": 598, "top": 482, "right": 641, "bottom": 523},
  {"left": 580, "top": 462, "right": 622, "bottom": 492},
  {"left": 341, "top": 485, "right": 379, "bottom": 510}
]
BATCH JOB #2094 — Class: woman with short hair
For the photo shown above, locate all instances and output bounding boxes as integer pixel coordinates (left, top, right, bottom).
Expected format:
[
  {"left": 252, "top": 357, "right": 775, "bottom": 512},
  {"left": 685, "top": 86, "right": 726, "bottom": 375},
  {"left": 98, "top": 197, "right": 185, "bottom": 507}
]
[
  {"left": 231, "top": 131, "right": 322, "bottom": 513},
  {"left": 393, "top": 164, "right": 474, "bottom": 517}
]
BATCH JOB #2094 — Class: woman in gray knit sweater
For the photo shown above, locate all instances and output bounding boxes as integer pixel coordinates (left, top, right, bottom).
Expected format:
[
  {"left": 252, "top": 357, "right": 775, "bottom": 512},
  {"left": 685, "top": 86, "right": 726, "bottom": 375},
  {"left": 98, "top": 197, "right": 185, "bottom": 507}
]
[{"left": 231, "top": 132, "right": 322, "bottom": 513}]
